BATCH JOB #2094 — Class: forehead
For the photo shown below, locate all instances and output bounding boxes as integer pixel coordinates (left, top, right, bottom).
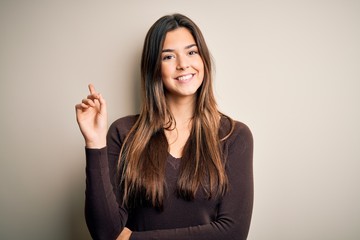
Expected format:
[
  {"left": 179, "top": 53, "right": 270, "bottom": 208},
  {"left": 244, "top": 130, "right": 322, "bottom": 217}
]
[{"left": 162, "top": 27, "right": 196, "bottom": 49}]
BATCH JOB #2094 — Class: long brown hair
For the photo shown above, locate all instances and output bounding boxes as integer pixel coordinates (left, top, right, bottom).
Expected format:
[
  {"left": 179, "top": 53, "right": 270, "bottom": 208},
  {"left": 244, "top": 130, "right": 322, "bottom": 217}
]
[{"left": 118, "top": 13, "right": 234, "bottom": 209}]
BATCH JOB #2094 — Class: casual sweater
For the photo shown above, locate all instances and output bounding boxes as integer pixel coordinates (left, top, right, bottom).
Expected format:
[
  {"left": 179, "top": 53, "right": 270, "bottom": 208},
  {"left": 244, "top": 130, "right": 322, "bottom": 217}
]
[{"left": 85, "top": 115, "right": 253, "bottom": 240}]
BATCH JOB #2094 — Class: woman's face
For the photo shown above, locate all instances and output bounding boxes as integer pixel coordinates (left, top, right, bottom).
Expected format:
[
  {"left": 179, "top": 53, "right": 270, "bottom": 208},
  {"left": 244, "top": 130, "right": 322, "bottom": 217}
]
[{"left": 160, "top": 27, "right": 204, "bottom": 101}]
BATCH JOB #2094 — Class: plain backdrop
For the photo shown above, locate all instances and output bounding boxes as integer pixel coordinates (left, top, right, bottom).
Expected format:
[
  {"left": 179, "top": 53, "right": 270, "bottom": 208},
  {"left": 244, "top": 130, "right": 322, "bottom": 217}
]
[{"left": 1, "top": 1, "right": 359, "bottom": 239}]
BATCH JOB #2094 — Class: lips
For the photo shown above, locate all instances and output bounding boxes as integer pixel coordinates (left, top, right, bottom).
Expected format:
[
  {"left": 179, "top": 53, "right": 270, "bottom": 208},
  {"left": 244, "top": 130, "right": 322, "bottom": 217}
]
[{"left": 175, "top": 74, "right": 194, "bottom": 82}]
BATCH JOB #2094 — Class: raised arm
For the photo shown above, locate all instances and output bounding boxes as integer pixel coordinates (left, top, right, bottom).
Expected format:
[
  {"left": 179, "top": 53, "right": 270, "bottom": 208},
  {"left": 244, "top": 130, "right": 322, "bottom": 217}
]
[{"left": 75, "top": 85, "right": 131, "bottom": 240}]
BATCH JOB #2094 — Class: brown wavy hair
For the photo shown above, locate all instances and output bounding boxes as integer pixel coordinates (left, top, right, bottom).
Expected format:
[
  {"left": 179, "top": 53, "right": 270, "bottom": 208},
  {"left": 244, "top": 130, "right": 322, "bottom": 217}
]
[{"left": 118, "top": 13, "right": 234, "bottom": 209}]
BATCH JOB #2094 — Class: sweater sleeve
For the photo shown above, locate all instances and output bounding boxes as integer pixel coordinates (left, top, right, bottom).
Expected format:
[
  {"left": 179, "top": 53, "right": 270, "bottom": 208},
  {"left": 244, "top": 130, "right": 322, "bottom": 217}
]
[
  {"left": 85, "top": 148, "right": 128, "bottom": 240},
  {"left": 84, "top": 117, "right": 133, "bottom": 240},
  {"left": 130, "top": 122, "right": 254, "bottom": 240}
]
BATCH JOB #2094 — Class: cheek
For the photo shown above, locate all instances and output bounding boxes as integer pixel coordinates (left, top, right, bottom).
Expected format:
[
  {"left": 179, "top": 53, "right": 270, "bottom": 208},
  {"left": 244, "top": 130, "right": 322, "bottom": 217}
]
[
  {"left": 196, "top": 58, "right": 205, "bottom": 73},
  {"left": 197, "top": 60, "right": 205, "bottom": 79},
  {"left": 161, "top": 63, "right": 173, "bottom": 79},
  {"left": 160, "top": 65, "right": 172, "bottom": 89}
]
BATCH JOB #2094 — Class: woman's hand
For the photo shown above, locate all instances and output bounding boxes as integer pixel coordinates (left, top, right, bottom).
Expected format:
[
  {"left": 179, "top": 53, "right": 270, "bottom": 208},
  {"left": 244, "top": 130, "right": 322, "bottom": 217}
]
[
  {"left": 75, "top": 84, "right": 108, "bottom": 148},
  {"left": 116, "top": 227, "right": 132, "bottom": 240}
]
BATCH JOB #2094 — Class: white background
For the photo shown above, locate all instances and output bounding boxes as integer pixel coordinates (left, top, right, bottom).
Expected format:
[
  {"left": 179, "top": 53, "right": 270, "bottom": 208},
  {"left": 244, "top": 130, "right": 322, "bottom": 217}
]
[{"left": 1, "top": 1, "right": 359, "bottom": 239}]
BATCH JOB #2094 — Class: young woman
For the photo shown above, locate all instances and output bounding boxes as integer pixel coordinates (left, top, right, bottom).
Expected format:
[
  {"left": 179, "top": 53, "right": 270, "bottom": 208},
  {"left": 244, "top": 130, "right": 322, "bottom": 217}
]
[{"left": 75, "top": 13, "right": 253, "bottom": 240}]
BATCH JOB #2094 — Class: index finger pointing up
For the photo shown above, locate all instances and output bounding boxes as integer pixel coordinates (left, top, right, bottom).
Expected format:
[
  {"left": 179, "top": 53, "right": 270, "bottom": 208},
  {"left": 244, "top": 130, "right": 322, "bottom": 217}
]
[{"left": 88, "top": 84, "right": 97, "bottom": 95}]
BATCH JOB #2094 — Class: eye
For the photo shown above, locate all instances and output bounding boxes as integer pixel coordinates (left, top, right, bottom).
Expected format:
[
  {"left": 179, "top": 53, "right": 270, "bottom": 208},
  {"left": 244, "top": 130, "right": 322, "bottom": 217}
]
[
  {"left": 188, "top": 50, "right": 198, "bottom": 56},
  {"left": 162, "top": 55, "right": 174, "bottom": 61}
]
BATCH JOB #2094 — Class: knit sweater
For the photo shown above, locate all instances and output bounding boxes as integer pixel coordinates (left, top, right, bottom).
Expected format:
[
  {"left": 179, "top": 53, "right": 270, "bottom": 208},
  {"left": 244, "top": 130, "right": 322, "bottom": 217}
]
[{"left": 85, "top": 115, "right": 253, "bottom": 240}]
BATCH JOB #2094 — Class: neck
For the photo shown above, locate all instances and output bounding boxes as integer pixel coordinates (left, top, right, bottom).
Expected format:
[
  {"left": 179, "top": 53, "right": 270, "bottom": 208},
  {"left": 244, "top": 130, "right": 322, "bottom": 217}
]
[
  {"left": 164, "top": 95, "right": 196, "bottom": 158},
  {"left": 166, "top": 95, "right": 195, "bottom": 127}
]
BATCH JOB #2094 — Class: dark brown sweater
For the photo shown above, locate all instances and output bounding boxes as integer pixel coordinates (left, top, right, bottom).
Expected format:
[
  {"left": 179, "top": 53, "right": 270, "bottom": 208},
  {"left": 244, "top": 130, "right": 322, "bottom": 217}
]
[{"left": 85, "top": 115, "right": 253, "bottom": 240}]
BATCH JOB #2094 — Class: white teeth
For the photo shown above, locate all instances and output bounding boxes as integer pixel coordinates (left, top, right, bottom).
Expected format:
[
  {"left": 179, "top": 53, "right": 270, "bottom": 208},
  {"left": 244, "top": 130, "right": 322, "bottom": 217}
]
[{"left": 177, "top": 74, "right": 193, "bottom": 81}]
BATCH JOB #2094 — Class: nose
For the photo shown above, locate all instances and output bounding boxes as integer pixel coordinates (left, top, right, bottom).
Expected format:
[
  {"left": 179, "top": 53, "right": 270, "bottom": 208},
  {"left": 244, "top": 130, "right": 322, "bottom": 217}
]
[{"left": 176, "top": 55, "right": 189, "bottom": 70}]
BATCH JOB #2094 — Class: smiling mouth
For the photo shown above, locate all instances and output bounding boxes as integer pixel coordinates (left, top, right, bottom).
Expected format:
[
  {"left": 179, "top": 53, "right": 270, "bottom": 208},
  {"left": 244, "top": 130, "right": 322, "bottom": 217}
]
[{"left": 175, "top": 74, "right": 194, "bottom": 82}]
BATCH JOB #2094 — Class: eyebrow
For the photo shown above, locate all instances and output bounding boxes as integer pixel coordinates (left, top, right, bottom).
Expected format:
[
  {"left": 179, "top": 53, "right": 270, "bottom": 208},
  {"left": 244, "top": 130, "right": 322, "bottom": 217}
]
[{"left": 162, "top": 43, "right": 197, "bottom": 53}]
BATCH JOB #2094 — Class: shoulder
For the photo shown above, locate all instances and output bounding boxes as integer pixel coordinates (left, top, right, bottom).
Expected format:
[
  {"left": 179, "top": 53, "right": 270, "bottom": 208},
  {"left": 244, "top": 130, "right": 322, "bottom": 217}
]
[
  {"left": 220, "top": 116, "right": 253, "bottom": 155},
  {"left": 107, "top": 114, "right": 139, "bottom": 152},
  {"left": 220, "top": 116, "right": 253, "bottom": 141},
  {"left": 109, "top": 114, "right": 139, "bottom": 135}
]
